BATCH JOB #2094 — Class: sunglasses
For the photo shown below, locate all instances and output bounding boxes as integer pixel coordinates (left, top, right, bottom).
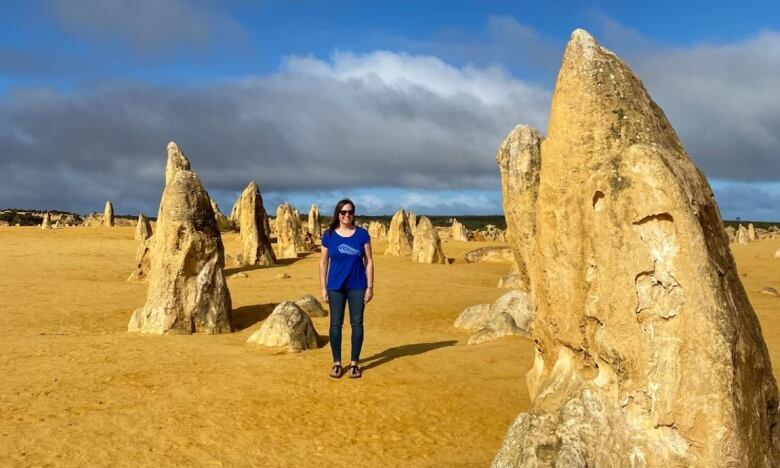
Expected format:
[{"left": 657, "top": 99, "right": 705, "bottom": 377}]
[{"left": 339, "top": 209, "right": 355, "bottom": 216}]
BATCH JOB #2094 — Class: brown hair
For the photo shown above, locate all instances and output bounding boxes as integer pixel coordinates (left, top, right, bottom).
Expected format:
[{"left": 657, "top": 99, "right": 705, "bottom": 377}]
[{"left": 326, "top": 198, "right": 355, "bottom": 234}]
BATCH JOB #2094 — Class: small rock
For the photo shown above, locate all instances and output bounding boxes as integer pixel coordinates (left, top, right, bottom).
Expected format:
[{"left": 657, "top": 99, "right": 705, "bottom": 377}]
[
  {"left": 230, "top": 272, "right": 249, "bottom": 279},
  {"left": 294, "top": 294, "right": 328, "bottom": 317},
  {"left": 246, "top": 302, "right": 319, "bottom": 352},
  {"left": 760, "top": 287, "right": 778, "bottom": 297},
  {"left": 276, "top": 273, "right": 290, "bottom": 279}
]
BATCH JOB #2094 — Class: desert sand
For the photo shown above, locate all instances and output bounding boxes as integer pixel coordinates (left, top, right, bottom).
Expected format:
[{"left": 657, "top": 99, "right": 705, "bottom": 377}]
[
  {"left": 3, "top": 226, "right": 780, "bottom": 466},
  {"left": 0, "top": 226, "right": 535, "bottom": 467}
]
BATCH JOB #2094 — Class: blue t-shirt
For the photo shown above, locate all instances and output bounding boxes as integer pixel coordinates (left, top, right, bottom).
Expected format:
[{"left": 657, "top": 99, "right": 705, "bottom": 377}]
[{"left": 323, "top": 227, "right": 370, "bottom": 290}]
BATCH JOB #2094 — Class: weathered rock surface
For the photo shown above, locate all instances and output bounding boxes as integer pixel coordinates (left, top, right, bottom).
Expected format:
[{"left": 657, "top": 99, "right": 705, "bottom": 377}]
[
  {"left": 493, "top": 30, "right": 779, "bottom": 467},
  {"left": 368, "top": 221, "right": 387, "bottom": 241},
  {"left": 749, "top": 223, "right": 757, "bottom": 242},
  {"left": 407, "top": 211, "right": 417, "bottom": 233},
  {"left": 57, "top": 213, "right": 80, "bottom": 226},
  {"left": 497, "top": 261, "right": 523, "bottom": 288},
  {"left": 467, "top": 313, "right": 526, "bottom": 345},
  {"left": 210, "top": 197, "right": 234, "bottom": 231},
  {"left": 128, "top": 142, "right": 232, "bottom": 334},
  {"left": 246, "top": 302, "right": 319, "bottom": 352},
  {"left": 737, "top": 224, "right": 750, "bottom": 244},
  {"left": 41, "top": 212, "right": 51, "bottom": 229},
  {"left": 276, "top": 203, "right": 304, "bottom": 259},
  {"left": 385, "top": 209, "right": 414, "bottom": 257},
  {"left": 237, "top": 181, "right": 276, "bottom": 266},
  {"left": 455, "top": 290, "right": 533, "bottom": 332},
  {"left": 294, "top": 294, "right": 328, "bottom": 318},
  {"left": 497, "top": 124, "right": 543, "bottom": 292},
  {"left": 473, "top": 225, "right": 505, "bottom": 242},
  {"left": 411, "top": 216, "right": 447, "bottom": 264},
  {"left": 464, "top": 246, "right": 514, "bottom": 264},
  {"left": 308, "top": 204, "right": 321, "bottom": 243},
  {"left": 230, "top": 195, "right": 241, "bottom": 229},
  {"left": 81, "top": 212, "right": 102, "bottom": 227},
  {"left": 103, "top": 201, "right": 114, "bottom": 227},
  {"left": 451, "top": 218, "right": 469, "bottom": 241},
  {"left": 134, "top": 213, "right": 152, "bottom": 242},
  {"left": 127, "top": 235, "right": 153, "bottom": 282}
]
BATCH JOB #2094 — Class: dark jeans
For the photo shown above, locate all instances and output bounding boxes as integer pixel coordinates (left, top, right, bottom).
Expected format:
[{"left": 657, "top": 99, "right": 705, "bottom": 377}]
[{"left": 327, "top": 288, "right": 366, "bottom": 363}]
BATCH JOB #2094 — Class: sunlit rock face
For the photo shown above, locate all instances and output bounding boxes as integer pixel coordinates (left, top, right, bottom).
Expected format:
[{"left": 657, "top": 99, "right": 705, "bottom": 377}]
[
  {"left": 237, "top": 181, "right": 276, "bottom": 267},
  {"left": 128, "top": 142, "right": 232, "bottom": 335},
  {"left": 493, "top": 29, "right": 779, "bottom": 468},
  {"left": 385, "top": 209, "right": 414, "bottom": 257}
]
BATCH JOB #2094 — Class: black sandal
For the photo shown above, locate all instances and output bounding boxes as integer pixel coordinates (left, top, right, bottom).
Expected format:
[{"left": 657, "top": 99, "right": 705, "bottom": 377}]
[
  {"left": 348, "top": 364, "right": 362, "bottom": 379},
  {"left": 330, "top": 364, "right": 343, "bottom": 379}
]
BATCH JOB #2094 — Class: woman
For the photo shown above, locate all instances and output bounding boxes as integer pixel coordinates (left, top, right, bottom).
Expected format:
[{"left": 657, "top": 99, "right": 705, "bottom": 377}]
[{"left": 320, "top": 198, "right": 374, "bottom": 379}]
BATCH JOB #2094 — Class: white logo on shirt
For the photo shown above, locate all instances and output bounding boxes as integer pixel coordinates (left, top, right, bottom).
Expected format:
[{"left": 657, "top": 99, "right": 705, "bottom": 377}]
[{"left": 337, "top": 244, "right": 360, "bottom": 255}]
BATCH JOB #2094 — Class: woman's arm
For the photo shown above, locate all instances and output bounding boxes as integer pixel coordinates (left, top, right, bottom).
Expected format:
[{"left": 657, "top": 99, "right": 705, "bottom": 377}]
[
  {"left": 320, "top": 246, "right": 329, "bottom": 303},
  {"left": 364, "top": 242, "right": 374, "bottom": 304}
]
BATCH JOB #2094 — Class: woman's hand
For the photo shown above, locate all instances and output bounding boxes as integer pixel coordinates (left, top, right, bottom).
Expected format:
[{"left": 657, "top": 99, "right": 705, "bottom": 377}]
[
  {"left": 321, "top": 288, "right": 329, "bottom": 303},
  {"left": 364, "top": 287, "right": 373, "bottom": 304}
]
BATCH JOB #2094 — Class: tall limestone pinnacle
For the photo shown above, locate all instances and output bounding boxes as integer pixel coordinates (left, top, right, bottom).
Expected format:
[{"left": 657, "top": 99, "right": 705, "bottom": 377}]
[
  {"left": 496, "top": 124, "right": 542, "bottom": 293},
  {"left": 128, "top": 141, "right": 232, "bottom": 334},
  {"left": 493, "top": 29, "right": 779, "bottom": 467},
  {"left": 237, "top": 181, "right": 276, "bottom": 266}
]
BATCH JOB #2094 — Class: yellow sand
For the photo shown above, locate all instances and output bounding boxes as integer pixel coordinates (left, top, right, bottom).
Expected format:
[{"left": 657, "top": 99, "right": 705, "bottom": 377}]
[
  {"left": 2, "top": 227, "right": 780, "bottom": 467},
  {"left": 0, "top": 227, "right": 532, "bottom": 467}
]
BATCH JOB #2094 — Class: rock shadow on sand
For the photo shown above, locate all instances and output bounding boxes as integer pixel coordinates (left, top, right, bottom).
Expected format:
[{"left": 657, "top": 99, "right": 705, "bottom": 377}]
[
  {"left": 360, "top": 340, "right": 457, "bottom": 371},
  {"left": 232, "top": 303, "right": 277, "bottom": 331}
]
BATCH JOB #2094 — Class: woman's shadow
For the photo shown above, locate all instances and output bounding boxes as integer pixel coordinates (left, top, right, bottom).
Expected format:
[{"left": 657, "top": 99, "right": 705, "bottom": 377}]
[{"left": 359, "top": 340, "right": 457, "bottom": 371}]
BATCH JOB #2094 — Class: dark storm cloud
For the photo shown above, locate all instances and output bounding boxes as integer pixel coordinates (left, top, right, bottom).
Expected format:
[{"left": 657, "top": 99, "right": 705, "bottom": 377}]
[
  {"left": 0, "top": 52, "right": 550, "bottom": 214},
  {"left": 634, "top": 31, "right": 780, "bottom": 182}
]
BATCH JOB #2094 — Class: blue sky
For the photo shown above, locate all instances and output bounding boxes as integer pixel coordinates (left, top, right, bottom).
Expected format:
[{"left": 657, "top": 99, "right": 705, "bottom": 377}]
[{"left": 1, "top": 1, "right": 779, "bottom": 219}]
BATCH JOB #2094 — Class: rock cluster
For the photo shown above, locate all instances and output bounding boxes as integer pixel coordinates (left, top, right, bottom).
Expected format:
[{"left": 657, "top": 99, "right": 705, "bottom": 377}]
[
  {"left": 81, "top": 212, "right": 102, "bottom": 227},
  {"left": 275, "top": 203, "right": 305, "bottom": 259},
  {"left": 492, "top": 30, "right": 779, "bottom": 467},
  {"left": 368, "top": 221, "right": 387, "bottom": 241},
  {"left": 128, "top": 142, "right": 232, "bottom": 334}
]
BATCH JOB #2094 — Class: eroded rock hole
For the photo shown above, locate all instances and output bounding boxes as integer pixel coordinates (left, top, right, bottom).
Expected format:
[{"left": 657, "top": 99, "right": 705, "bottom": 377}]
[{"left": 592, "top": 191, "right": 605, "bottom": 212}]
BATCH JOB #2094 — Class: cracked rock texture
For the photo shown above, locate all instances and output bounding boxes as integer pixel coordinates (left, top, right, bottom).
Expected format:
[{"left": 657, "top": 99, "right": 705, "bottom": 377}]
[
  {"left": 128, "top": 142, "right": 232, "bottom": 335},
  {"left": 493, "top": 29, "right": 779, "bottom": 467}
]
